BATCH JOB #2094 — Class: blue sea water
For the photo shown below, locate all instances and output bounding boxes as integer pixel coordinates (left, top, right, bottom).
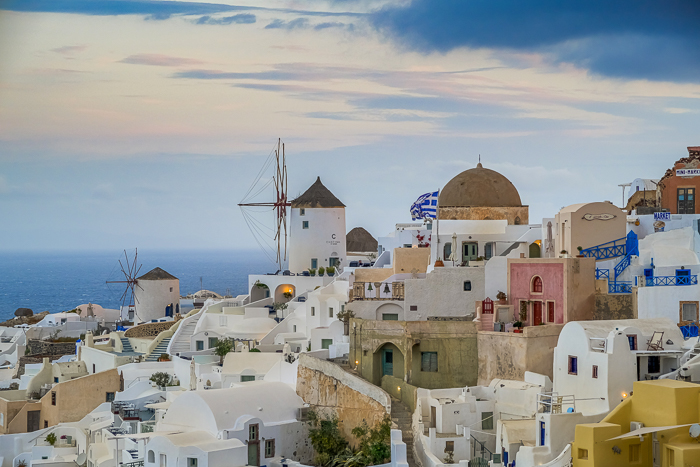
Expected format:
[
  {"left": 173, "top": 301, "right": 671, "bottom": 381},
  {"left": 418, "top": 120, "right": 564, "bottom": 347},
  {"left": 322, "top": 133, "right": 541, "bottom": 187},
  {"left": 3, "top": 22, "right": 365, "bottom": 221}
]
[{"left": 0, "top": 249, "right": 273, "bottom": 322}]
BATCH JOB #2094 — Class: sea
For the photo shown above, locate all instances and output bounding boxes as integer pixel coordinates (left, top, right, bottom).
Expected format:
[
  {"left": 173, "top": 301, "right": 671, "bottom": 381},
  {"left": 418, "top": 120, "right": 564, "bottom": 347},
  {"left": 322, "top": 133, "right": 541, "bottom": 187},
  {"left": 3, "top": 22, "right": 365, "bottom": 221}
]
[{"left": 0, "top": 249, "right": 272, "bottom": 322}]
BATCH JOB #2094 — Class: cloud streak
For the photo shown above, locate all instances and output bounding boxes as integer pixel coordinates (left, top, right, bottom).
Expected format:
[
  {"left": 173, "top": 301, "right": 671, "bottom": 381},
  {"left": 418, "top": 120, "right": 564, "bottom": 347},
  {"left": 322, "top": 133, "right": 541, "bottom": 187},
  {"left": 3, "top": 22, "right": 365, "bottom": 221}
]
[
  {"left": 195, "top": 14, "right": 255, "bottom": 25},
  {"left": 120, "top": 54, "right": 205, "bottom": 67}
]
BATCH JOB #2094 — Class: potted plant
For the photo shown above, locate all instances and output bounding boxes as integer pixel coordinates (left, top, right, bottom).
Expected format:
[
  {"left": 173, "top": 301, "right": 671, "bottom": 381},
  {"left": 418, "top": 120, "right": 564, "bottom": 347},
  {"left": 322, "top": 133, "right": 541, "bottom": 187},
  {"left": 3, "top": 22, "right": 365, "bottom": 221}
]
[
  {"left": 318, "top": 266, "right": 325, "bottom": 276},
  {"left": 513, "top": 321, "right": 523, "bottom": 333},
  {"left": 283, "top": 291, "right": 293, "bottom": 300},
  {"left": 45, "top": 432, "right": 57, "bottom": 446},
  {"left": 158, "top": 353, "right": 170, "bottom": 362},
  {"left": 308, "top": 268, "right": 316, "bottom": 276},
  {"left": 560, "top": 250, "right": 568, "bottom": 258},
  {"left": 496, "top": 291, "right": 507, "bottom": 304},
  {"left": 150, "top": 371, "right": 172, "bottom": 390},
  {"left": 576, "top": 246, "right": 584, "bottom": 257},
  {"left": 326, "top": 266, "right": 335, "bottom": 276}
]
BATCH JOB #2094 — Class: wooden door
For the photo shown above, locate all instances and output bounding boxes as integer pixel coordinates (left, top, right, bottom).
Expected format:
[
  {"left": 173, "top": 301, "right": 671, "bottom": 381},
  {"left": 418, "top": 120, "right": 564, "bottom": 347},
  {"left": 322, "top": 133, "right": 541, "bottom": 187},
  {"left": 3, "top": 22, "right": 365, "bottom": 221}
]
[
  {"left": 533, "top": 301, "right": 543, "bottom": 325},
  {"left": 462, "top": 242, "right": 478, "bottom": 262},
  {"left": 547, "top": 302, "right": 555, "bottom": 323},
  {"left": 382, "top": 349, "right": 393, "bottom": 376},
  {"left": 27, "top": 410, "right": 40, "bottom": 432}
]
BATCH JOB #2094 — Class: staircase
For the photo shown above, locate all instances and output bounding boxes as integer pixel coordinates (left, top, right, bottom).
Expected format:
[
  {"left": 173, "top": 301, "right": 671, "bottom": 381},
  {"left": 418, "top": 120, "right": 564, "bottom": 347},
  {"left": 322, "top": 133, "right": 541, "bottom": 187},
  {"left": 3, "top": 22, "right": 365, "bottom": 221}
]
[
  {"left": 145, "top": 338, "right": 171, "bottom": 362},
  {"left": 476, "top": 313, "right": 494, "bottom": 332},
  {"left": 120, "top": 337, "right": 135, "bottom": 353},
  {"left": 168, "top": 310, "right": 204, "bottom": 355},
  {"left": 391, "top": 397, "right": 418, "bottom": 467}
]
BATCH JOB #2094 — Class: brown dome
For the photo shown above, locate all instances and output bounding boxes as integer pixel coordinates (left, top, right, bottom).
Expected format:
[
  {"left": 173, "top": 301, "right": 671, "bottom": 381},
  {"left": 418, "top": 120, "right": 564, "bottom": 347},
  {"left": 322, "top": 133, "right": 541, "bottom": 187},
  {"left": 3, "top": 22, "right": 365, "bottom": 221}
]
[{"left": 439, "top": 163, "right": 522, "bottom": 207}]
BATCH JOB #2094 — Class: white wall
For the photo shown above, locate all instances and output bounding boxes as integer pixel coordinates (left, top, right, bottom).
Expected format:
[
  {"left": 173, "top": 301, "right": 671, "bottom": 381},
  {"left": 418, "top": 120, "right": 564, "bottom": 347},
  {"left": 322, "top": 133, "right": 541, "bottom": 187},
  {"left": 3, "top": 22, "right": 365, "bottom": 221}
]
[
  {"left": 404, "top": 267, "right": 485, "bottom": 319},
  {"left": 289, "top": 207, "right": 346, "bottom": 273}
]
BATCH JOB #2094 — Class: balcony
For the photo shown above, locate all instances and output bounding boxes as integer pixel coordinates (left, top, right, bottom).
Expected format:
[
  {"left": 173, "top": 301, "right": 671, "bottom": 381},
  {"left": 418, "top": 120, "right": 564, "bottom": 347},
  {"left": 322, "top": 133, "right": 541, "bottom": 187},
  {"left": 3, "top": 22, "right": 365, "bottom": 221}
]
[
  {"left": 350, "top": 281, "right": 404, "bottom": 302},
  {"left": 538, "top": 392, "right": 576, "bottom": 414},
  {"left": 644, "top": 275, "right": 698, "bottom": 287}
]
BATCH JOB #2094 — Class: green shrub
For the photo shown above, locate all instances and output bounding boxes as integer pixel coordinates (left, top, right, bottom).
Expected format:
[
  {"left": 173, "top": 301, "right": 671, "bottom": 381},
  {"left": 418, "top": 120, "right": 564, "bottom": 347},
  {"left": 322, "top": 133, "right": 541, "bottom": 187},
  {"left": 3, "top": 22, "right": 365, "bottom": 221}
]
[
  {"left": 45, "top": 432, "right": 57, "bottom": 446},
  {"left": 150, "top": 372, "right": 171, "bottom": 388}
]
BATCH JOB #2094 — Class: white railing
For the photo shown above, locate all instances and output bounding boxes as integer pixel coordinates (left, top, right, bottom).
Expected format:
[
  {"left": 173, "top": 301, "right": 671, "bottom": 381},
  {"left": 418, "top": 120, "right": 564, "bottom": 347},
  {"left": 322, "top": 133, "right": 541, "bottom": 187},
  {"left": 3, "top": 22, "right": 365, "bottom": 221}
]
[{"left": 538, "top": 392, "right": 576, "bottom": 414}]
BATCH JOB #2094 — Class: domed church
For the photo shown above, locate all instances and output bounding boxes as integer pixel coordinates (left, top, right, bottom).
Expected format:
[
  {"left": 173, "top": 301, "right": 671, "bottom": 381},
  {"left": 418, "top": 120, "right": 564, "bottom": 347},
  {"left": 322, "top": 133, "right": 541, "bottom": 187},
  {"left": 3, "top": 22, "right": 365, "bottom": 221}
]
[{"left": 438, "top": 162, "right": 528, "bottom": 225}]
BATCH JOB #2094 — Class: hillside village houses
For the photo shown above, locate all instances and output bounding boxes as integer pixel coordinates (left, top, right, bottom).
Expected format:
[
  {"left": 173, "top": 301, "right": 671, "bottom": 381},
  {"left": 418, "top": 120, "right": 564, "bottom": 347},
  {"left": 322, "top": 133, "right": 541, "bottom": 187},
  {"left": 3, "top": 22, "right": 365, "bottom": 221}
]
[{"left": 6, "top": 146, "right": 700, "bottom": 467}]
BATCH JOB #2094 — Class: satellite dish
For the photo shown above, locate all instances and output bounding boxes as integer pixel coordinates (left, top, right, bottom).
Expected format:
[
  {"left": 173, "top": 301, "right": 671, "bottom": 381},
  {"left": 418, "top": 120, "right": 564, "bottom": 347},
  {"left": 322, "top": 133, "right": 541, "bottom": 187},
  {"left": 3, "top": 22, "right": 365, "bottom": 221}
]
[
  {"left": 76, "top": 453, "right": 87, "bottom": 465},
  {"left": 690, "top": 424, "right": 700, "bottom": 440}
]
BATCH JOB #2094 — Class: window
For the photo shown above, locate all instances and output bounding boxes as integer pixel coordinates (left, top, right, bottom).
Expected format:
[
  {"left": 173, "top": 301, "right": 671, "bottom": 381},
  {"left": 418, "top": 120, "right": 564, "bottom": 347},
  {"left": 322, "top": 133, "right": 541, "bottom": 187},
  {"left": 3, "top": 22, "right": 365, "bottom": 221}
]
[
  {"left": 444, "top": 243, "right": 452, "bottom": 261},
  {"left": 311, "top": 307, "right": 315, "bottom": 316},
  {"left": 682, "top": 302, "right": 698, "bottom": 322},
  {"left": 51, "top": 392, "right": 56, "bottom": 406},
  {"left": 410, "top": 305, "right": 418, "bottom": 311},
  {"left": 160, "top": 453, "right": 167, "bottom": 467},
  {"left": 311, "top": 258, "right": 318, "bottom": 269},
  {"left": 678, "top": 188, "right": 695, "bottom": 214},
  {"left": 106, "top": 392, "right": 115, "bottom": 402},
  {"left": 303, "top": 221, "right": 309, "bottom": 229},
  {"left": 329, "top": 307, "right": 334, "bottom": 318},
  {"left": 241, "top": 375, "right": 256, "bottom": 382},
  {"left": 445, "top": 441, "right": 454, "bottom": 453},
  {"left": 382, "top": 314, "right": 399, "bottom": 321},
  {"left": 300, "top": 208, "right": 305, "bottom": 216},
  {"left": 592, "top": 365, "right": 598, "bottom": 379},
  {"left": 196, "top": 340, "right": 204, "bottom": 351},
  {"left": 627, "top": 335, "right": 637, "bottom": 350},
  {"left": 421, "top": 352, "right": 438, "bottom": 372},
  {"left": 481, "top": 412, "right": 493, "bottom": 430},
  {"left": 463, "top": 281, "right": 472, "bottom": 291},
  {"left": 532, "top": 276, "right": 543, "bottom": 293},
  {"left": 187, "top": 458, "right": 197, "bottom": 467},
  {"left": 44, "top": 420, "right": 48, "bottom": 428},
  {"left": 578, "top": 448, "right": 588, "bottom": 460},
  {"left": 341, "top": 304, "right": 345, "bottom": 312},
  {"left": 568, "top": 356, "right": 578, "bottom": 375},
  {"left": 219, "top": 315, "right": 227, "bottom": 327},
  {"left": 648, "top": 356, "right": 661, "bottom": 373},
  {"left": 169, "top": 287, "right": 173, "bottom": 292},
  {"left": 148, "top": 451, "right": 155, "bottom": 463},
  {"left": 293, "top": 325, "right": 297, "bottom": 333},
  {"left": 249, "top": 424, "right": 259, "bottom": 441},
  {"left": 321, "top": 339, "right": 333, "bottom": 350},
  {"left": 54, "top": 377, "right": 59, "bottom": 383},
  {"left": 209, "top": 337, "right": 218, "bottom": 348},
  {"left": 629, "top": 444, "right": 640, "bottom": 463},
  {"left": 265, "top": 439, "right": 276, "bottom": 458}
]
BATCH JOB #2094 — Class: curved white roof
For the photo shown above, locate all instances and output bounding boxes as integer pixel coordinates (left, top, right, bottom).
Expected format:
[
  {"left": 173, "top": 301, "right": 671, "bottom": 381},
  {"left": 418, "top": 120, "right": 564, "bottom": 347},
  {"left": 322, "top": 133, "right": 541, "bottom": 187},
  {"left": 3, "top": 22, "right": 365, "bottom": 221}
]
[
  {"left": 222, "top": 352, "right": 282, "bottom": 375},
  {"left": 160, "top": 381, "right": 304, "bottom": 435},
  {"left": 153, "top": 431, "right": 244, "bottom": 452}
]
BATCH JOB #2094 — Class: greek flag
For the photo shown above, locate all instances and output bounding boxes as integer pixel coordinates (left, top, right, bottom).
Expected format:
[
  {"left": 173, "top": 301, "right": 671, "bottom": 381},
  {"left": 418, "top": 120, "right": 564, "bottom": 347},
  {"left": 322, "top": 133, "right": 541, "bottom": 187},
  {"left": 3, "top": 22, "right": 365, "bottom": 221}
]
[{"left": 410, "top": 191, "right": 439, "bottom": 220}]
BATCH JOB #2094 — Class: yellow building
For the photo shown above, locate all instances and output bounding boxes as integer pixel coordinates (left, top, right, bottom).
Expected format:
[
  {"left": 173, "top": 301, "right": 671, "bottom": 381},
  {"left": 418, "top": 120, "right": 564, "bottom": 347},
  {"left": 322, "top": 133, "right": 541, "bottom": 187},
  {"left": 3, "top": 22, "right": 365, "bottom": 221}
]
[{"left": 573, "top": 379, "right": 700, "bottom": 467}]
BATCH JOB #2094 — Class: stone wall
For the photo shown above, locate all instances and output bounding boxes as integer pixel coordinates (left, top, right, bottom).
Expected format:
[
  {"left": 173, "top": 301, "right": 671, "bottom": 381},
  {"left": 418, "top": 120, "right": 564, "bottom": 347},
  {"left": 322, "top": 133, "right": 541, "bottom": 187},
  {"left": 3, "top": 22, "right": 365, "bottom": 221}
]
[
  {"left": 439, "top": 206, "right": 529, "bottom": 225},
  {"left": 16, "top": 355, "right": 64, "bottom": 377},
  {"left": 381, "top": 375, "right": 418, "bottom": 412},
  {"left": 594, "top": 293, "right": 634, "bottom": 320},
  {"left": 477, "top": 324, "right": 563, "bottom": 386},
  {"left": 296, "top": 353, "right": 390, "bottom": 446},
  {"left": 27, "top": 340, "right": 75, "bottom": 357},
  {"left": 124, "top": 321, "right": 176, "bottom": 338}
]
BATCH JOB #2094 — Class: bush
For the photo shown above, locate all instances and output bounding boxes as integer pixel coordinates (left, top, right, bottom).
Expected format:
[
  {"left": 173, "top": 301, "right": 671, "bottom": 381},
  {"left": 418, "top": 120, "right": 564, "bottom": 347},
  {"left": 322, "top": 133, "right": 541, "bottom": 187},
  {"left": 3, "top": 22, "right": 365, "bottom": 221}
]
[
  {"left": 318, "top": 267, "right": 326, "bottom": 275},
  {"left": 249, "top": 348, "right": 261, "bottom": 352},
  {"left": 45, "top": 432, "right": 57, "bottom": 446},
  {"left": 213, "top": 338, "right": 234, "bottom": 365},
  {"left": 307, "top": 411, "right": 348, "bottom": 466},
  {"left": 326, "top": 266, "right": 336, "bottom": 276}
]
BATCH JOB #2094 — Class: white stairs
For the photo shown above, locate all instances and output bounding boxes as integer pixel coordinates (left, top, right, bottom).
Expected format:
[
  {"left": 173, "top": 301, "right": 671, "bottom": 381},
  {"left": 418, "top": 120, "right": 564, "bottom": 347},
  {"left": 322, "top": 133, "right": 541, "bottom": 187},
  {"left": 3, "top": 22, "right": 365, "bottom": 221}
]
[{"left": 168, "top": 309, "right": 204, "bottom": 355}]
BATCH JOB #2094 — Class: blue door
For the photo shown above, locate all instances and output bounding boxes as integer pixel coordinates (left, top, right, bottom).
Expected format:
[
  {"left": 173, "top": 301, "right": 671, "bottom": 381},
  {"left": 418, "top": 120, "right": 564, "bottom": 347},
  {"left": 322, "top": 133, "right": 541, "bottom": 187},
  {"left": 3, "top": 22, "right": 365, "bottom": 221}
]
[
  {"left": 677, "top": 269, "right": 691, "bottom": 285},
  {"left": 165, "top": 304, "right": 172, "bottom": 317},
  {"left": 644, "top": 268, "right": 653, "bottom": 286},
  {"left": 540, "top": 421, "right": 545, "bottom": 446},
  {"left": 382, "top": 349, "right": 393, "bottom": 376}
]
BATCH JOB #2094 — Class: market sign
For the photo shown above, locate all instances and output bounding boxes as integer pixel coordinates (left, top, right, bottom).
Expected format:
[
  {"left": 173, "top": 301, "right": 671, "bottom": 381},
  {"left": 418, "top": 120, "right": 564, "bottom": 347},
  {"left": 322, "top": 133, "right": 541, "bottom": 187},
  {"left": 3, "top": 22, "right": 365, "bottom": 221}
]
[
  {"left": 676, "top": 168, "right": 700, "bottom": 177},
  {"left": 654, "top": 212, "right": 671, "bottom": 221}
]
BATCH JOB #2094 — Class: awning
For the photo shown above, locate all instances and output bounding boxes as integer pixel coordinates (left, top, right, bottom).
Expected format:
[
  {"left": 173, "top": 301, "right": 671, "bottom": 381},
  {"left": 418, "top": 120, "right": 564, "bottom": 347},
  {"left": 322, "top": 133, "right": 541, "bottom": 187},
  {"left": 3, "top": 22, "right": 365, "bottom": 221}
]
[
  {"left": 607, "top": 424, "right": 691, "bottom": 441},
  {"left": 145, "top": 401, "right": 171, "bottom": 409}
]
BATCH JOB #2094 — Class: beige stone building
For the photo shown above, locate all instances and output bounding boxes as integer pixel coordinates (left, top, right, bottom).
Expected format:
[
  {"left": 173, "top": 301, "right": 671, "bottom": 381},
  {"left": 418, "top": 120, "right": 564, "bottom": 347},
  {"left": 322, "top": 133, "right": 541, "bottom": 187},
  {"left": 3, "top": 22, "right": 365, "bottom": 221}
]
[{"left": 554, "top": 202, "right": 626, "bottom": 255}]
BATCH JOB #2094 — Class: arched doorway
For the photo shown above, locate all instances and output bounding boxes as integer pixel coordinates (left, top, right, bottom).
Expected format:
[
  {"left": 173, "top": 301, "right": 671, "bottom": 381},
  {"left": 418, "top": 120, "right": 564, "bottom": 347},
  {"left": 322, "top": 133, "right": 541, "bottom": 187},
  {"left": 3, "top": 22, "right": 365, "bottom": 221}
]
[
  {"left": 529, "top": 242, "right": 541, "bottom": 258},
  {"left": 274, "top": 284, "right": 296, "bottom": 303},
  {"left": 250, "top": 282, "right": 269, "bottom": 303},
  {"left": 372, "top": 342, "right": 404, "bottom": 386},
  {"left": 375, "top": 303, "right": 403, "bottom": 321}
]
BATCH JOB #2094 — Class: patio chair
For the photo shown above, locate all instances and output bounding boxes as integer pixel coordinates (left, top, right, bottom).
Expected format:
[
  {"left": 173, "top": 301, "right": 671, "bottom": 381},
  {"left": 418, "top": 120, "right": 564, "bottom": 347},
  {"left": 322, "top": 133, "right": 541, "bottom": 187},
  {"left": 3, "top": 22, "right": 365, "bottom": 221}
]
[{"left": 647, "top": 331, "right": 664, "bottom": 351}]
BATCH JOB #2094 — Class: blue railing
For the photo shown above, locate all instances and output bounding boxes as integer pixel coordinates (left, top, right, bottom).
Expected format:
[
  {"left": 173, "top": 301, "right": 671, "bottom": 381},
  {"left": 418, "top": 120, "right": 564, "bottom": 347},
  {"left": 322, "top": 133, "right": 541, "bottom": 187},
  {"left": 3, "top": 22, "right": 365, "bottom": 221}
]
[
  {"left": 581, "top": 238, "right": 626, "bottom": 260},
  {"left": 681, "top": 322, "right": 699, "bottom": 339},
  {"left": 646, "top": 275, "right": 698, "bottom": 286},
  {"left": 609, "top": 281, "right": 633, "bottom": 294},
  {"left": 596, "top": 269, "right": 610, "bottom": 280}
]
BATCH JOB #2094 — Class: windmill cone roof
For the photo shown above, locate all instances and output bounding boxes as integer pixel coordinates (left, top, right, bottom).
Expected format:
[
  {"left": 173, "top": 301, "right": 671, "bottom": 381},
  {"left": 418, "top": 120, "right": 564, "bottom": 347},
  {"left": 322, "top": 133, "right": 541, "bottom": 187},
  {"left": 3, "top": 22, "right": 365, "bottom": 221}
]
[
  {"left": 346, "top": 227, "right": 377, "bottom": 252},
  {"left": 291, "top": 177, "right": 345, "bottom": 208},
  {"left": 137, "top": 267, "right": 178, "bottom": 281}
]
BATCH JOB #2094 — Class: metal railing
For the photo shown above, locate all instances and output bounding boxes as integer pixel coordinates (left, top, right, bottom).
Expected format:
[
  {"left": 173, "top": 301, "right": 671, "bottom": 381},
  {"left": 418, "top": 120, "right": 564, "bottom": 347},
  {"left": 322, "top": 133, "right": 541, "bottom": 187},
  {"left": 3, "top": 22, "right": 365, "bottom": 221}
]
[
  {"left": 595, "top": 269, "right": 609, "bottom": 280},
  {"left": 538, "top": 392, "right": 576, "bottom": 414},
  {"left": 471, "top": 435, "right": 493, "bottom": 463},
  {"left": 121, "top": 461, "right": 144, "bottom": 467},
  {"left": 609, "top": 281, "right": 633, "bottom": 294},
  {"left": 581, "top": 237, "right": 626, "bottom": 260},
  {"left": 646, "top": 275, "right": 698, "bottom": 286}
]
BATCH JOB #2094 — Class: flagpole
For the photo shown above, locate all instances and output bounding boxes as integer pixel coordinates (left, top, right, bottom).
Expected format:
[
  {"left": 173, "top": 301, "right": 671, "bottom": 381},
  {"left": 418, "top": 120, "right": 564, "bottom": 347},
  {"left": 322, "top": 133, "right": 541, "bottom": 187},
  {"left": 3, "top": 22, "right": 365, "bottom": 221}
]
[{"left": 434, "top": 189, "right": 444, "bottom": 267}]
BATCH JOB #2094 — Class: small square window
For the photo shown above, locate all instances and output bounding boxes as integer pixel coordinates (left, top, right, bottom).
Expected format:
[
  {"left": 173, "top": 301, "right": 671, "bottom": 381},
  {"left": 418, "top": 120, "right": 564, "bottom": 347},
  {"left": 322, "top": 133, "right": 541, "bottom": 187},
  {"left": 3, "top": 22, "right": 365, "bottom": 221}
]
[
  {"left": 410, "top": 305, "right": 418, "bottom": 311},
  {"left": 421, "top": 352, "right": 438, "bottom": 372},
  {"left": 241, "top": 375, "right": 256, "bottom": 382},
  {"left": 303, "top": 221, "right": 309, "bottom": 229},
  {"left": 44, "top": 420, "right": 48, "bottom": 428},
  {"left": 592, "top": 365, "right": 598, "bottom": 379},
  {"left": 578, "top": 448, "right": 588, "bottom": 460},
  {"left": 568, "top": 356, "right": 578, "bottom": 375},
  {"left": 170, "top": 287, "right": 173, "bottom": 292},
  {"left": 300, "top": 208, "right": 305, "bottom": 216},
  {"left": 209, "top": 337, "right": 218, "bottom": 348},
  {"left": 188, "top": 458, "right": 198, "bottom": 467},
  {"left": 463, "top": 281, "right": 472, "bottom": 291},
  {"left": 329, "top": 307, "right": 334, "bottom": 318},
  {"left": 445, "top": 441, "right": 454, "bottom": 453},
  {"left": 51, "top": 392, "right": 56, "bottom": 406},
  {"left": 249, "top": 424, "right": 258, "bottom": 441},
  {"left": 196, "top": 340, "right": 204, "bottom": 351},
  {"left": 54, "top": 377, "right": 58, "bottom": 383},
  {"left": 106, "top": 392, "right": 115, "bottom": 402}
]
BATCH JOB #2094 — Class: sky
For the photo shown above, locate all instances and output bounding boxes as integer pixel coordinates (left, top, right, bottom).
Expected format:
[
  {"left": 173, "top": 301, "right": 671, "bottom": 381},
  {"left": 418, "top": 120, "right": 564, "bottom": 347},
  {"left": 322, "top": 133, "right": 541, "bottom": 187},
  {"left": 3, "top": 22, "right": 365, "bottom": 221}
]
[{"left": 1, "top": 0, "right": 699, "bottom": 258}]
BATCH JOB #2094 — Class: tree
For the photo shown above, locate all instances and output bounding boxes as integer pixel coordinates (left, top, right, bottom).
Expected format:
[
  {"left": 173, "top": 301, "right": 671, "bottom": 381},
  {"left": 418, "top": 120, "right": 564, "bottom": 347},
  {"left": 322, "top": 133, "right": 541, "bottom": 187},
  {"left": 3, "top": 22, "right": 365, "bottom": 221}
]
[
  {"left": 150, "top": 371, "right": 171, "bottom": 388},
  {"left": 307, "top": 411, "right": 349, "bottom": 466},
  {"left": 212, "top": 338, "right": 234, "bottom": 365}
]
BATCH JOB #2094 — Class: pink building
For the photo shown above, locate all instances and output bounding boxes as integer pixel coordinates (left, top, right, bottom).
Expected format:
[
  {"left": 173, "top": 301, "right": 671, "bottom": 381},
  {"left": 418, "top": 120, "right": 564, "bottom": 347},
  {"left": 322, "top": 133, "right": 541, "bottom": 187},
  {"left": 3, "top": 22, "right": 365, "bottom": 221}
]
[{"left": 507, "top": 257, "right": 596, "bottom": 326}]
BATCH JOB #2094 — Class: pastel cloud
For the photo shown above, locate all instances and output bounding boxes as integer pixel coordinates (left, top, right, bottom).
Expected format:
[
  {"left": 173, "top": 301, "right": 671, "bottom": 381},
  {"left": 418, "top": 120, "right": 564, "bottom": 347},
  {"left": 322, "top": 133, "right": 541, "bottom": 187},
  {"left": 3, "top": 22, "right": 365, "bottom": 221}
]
[
  {"left": 120, "top": 54, "right": 205, "bottom": 67},
  {"left": 195, "top": 14, "right": 256, "bottom": 25}
]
